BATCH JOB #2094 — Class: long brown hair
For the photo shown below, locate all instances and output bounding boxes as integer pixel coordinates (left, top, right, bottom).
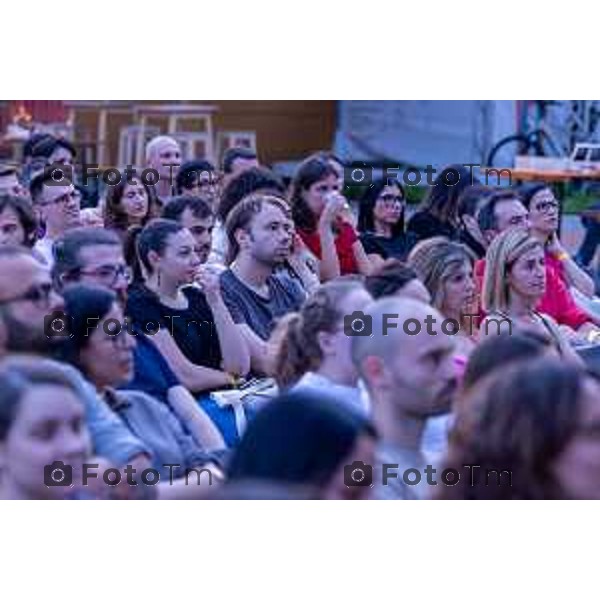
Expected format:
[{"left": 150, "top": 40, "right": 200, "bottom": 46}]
[
  {"left": 270, "top": 278, "right": 366, "bottom": 389},
  {"left": 103, "top": 178, "right": 161, "bottom": 235},
  {"left": 439, "top": 358, "right": 593, "bottom": 499}
]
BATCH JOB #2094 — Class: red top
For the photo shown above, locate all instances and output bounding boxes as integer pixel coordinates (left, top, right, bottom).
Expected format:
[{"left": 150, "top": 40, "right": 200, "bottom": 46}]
[
  {"left": 474, "top": 257, "right": 590, "bottom": 330},
  {"left": 298, "top": 221, "right": 359, "bottom": 275}
]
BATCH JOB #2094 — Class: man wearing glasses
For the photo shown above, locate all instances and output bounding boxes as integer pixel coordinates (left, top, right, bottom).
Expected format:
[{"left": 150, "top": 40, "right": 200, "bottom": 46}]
[
  {"left": 0, "top": 245, "right": 152, "bottom": 487},
  {"left": 30, "top": 170, "right": 81, "bottom": 268}
]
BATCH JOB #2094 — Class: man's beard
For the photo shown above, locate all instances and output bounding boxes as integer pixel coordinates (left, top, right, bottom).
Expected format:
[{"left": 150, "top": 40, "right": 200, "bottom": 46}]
[{"left": 3, "top": 310, "right": 58, "bottom": 356}]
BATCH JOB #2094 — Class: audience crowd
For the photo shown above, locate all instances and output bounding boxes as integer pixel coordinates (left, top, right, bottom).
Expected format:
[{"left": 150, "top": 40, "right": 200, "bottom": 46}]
[{"left": 1, "top": 132, "right": 600, "bottom": 500}]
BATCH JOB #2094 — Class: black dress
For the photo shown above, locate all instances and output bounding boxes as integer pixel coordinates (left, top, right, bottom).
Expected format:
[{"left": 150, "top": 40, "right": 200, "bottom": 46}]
[{"left": 125, "top": 283, "right": 222, "bottom": 370}]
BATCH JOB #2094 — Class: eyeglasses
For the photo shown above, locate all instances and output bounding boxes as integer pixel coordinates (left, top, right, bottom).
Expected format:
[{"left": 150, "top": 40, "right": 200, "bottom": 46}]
[
  {"left": 39, "top": 189, "right": 79, "bottom": 207},
  {"left": 533, "top": 200, "right": 559, "bottom": 214},
  {"left": 78, "top": 265, "right": 133, "bottom": 286},
  {"left": 378, "top": 193, "right": 405, "bottom": 206},
  {"left": 0, "top": 282, "right": 54, "bottom": 307}
]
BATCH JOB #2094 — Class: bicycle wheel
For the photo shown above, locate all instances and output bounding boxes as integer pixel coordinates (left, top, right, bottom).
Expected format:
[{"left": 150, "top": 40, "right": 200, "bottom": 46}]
[{"left": 487, "top": 134, "right": 533, "bottom": 167}]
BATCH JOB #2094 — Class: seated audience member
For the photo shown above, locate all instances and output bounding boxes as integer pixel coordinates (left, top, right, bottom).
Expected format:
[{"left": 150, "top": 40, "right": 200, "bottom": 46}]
[
  {"left": 408, "top": 237, "right": 477, "bottom": 367},
  {"left": 227, "top": 392, "right": 378, "bottom": 500},
  {"left": 455, "top": 184, "right": 494, "bottom": 258},
  {"left": 145, "top": 136, "right": 182, "bottom": 201},
  {"left": 352, "top": 298, "right": 457, "bottom": 499},
  {"left": 289, "top": 156, "right": 372, "bottom": 280},
  {"left": 126, "top": 219, "right": 249, "bottom": 391},
  {"left": 357, "top": 178, "right": 415, "bottom": 265},
  {"left": 0, "top": 194, "right": 37, "bottom": 248},
  {"left": 476, "top": 191, "right": 598, "bottom": 340},
  {"left": 176, "top": 160, "right": 221, "bottom": 207},
  {"left": 407, "top": 164, "right": 480, "bottom": 243},
  {"left": 161, "top": 195, "right": 214, "bottom": 262},
  {"left": 219, "top": 194, "right": 306, "bottom": 374},
  {"left": 59, "top": 284, "right": 219, "bottom": 477},
  {"left": 519, "top": 182, "right": 600, "bottom": 321},
  {"left": 212, "top": 166, "right": 286, "bottom": 265},
  {"left": 0, "top": 246, "right": 151, "bottom": 481},
  {"left": 29, "top": 171, "right": 80, "bottom": 267},
  {"left": 270, "top": 278, "right": 372, "bottom": 416},
  {"left": 0, "top": 359, "right": 92, "bottom": 500},
  {"left": 221, "top": 147, "right": 259, "bottom": 188},
  {"left": 52, "top": 227, "right": 224, "bottom": 450},
  {"left": 439, "top": 358, "right": 600, "bottom": 499},
  {"left": 481, "top": 228, "right": 577, "bottom": 359},
  {"left": 103, "top": 177, "right": 160, "bottom": 242},
  {"left": 0, "top": 165, "right": 29, "bottom": 199},
  {"left": 365, "top": 259, "right": 431, "bottom": 303}
]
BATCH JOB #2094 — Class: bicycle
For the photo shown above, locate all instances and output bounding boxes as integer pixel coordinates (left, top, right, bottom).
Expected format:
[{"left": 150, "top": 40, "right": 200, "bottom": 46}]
[{"left": 487, "top": 100, "right": 600, "bottom": 167}]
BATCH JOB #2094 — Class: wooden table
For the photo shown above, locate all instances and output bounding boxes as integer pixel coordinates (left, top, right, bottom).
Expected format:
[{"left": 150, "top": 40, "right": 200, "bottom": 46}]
[{"left": 488, "top": 166, "right": 600, "bottom": 183}]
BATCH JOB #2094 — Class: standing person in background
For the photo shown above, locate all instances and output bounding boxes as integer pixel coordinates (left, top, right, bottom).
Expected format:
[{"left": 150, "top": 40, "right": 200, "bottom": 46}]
[
  {"left": 407, "top": 164, "right": 480, "bottom": 243},
  {"left": 289, "top": 156, "right": 372, "bottom": 280},
  {"left": 145, "top": 136, "right": 182, "bottom": 201}
]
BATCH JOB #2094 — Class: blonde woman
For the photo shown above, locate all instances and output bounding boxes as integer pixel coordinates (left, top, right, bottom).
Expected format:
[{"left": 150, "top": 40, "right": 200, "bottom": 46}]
[
  {"left": 481, "top": 228, "right": 576, "bottom": 360},
  {"left": 407, "top": 237, "right": 477, "bottom": 372}
]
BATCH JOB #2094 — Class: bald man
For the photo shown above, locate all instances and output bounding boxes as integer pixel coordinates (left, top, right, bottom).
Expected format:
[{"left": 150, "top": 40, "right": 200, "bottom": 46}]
[
  {"left": 351, "top": 298, "right": 457, "bottom": 499},
  {"left": 145, "top": 135, "right": 182, "bottom": 201}
]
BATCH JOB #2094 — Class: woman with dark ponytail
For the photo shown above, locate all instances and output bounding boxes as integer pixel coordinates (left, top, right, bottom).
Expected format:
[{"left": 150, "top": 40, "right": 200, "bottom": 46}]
[{"left": 269, "top": 278, "right": 372, "bottom": 416}]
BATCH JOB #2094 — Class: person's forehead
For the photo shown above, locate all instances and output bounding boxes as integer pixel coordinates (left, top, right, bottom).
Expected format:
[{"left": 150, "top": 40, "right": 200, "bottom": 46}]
[
  {"left": 169, "top": 228, "right": 195, "bottom": 247},
  {"left": 157, "top": 141, "right": 181, "bottom": 155},
  {"left": 0, "top": 173, "right": 19, "bottom": 187},
  {"left": 0, "top": 206, "right": 21, "bottom": 224},
  {"left": 19, "top": 385, "right": 83, "bottom": 422},
  {"left": 78, "top": 243, "right": 124, "bottom": 268},
  {"left": 254, "top": 203, "right": 288, "bottom": 224},
  {"left": 0, "top": 255, "right": 50, "bottom": 299},
  {"left": 497, "top": 199, "right": 526, "bottom": 217},
  {"left": 516, "top": 246, "right": 544, "bottom": 262},
  {"left": 49, "top": 146, "right": 73, "bottom": 161},
  {"left": 180, "top": 209, "right": 213, "bottom": 227},
  {"left": 41, "top": 182, "right": 75, "bottom": 204},
  {"left": 412, "top": 326, "right": 455, "bottom": 357},
  {"left": 532, "top": 188, "right": 555, "bottom": 204}
]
